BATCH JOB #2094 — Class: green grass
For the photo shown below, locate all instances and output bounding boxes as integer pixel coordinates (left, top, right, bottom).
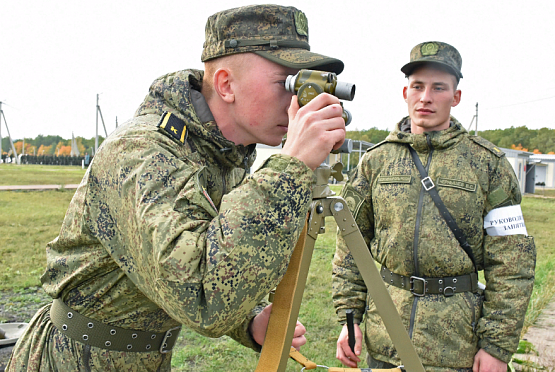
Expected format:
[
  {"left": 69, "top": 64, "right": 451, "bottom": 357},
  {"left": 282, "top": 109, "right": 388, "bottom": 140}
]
[
  {"left": 0, "top": 169, "right": 553, "bottom": 370},
  {"left": 0, "top": 190, "right": 75, "bottom": 289},
  {"left": 533, "top": 187, "right": 555, "bottom": 198},
  {"left": 0, "top": 164, "right": 86, "bottom": 185},
  {"left": 521, "top": 195, "right": 555, "bottom": 332}
]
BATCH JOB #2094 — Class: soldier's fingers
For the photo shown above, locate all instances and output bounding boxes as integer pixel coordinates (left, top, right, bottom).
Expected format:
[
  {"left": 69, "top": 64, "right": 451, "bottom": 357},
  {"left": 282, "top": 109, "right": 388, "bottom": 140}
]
[
  {"left": 336, "top": 326, "right": 360, "bottom": 367},
  {"left": 291, "top": 335, "right": 307, "bottom": 350},
  {"left": 354, "top": 323, "right": 363, "bottom": 356},
  {"left": 293, "top": 321, "right": 306, "bottom": 338},
  {"left": 302, "top": 92, "right": 341, "bottom": 111},
  {"left": 287, "top": 95, "right": 300, "bottom": 122},
  {"left": 336, "top": 343, "right": 359, "bottom": 368}
]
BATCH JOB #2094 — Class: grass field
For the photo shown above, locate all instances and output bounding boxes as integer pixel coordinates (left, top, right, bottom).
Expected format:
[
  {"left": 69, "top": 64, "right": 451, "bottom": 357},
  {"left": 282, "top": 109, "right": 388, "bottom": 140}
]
[
  {"left": 0, "top": 164, "right": 86, "bottom": 186},
  {"left": 0, "top": 165, "right": 554, "bottom": 371}
]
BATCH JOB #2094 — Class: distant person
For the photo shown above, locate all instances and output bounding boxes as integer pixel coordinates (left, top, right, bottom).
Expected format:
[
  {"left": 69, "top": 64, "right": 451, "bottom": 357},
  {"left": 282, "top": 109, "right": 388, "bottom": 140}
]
[
  {"left": 7, "top": 5, "right": 346, "bottom": 371},
  {"left": 332, "top": 41, "right": 536, "bottom": 372}
]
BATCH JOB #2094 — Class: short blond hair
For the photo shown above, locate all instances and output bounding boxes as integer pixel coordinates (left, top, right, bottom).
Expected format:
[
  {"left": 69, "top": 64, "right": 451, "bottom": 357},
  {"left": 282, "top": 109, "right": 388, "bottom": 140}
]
[{"left": 202, "top": 53, "right": 249, "bottom": 101}]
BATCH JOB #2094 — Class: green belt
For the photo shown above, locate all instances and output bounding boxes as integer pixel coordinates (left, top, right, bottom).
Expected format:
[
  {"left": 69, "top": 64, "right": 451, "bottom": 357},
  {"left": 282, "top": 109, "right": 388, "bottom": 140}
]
[
  {"left": 380, "top": 266, "right": 478, "bottom": 297},
  {"left": 50, "top": 299, "right": 181, "bottom": 353}
]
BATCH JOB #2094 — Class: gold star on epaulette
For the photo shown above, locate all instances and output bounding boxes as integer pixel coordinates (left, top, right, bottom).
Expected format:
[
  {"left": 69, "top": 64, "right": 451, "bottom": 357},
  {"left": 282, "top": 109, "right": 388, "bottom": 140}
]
[{"left": 158, "top": 112, "right": 188, "bottom": 144}]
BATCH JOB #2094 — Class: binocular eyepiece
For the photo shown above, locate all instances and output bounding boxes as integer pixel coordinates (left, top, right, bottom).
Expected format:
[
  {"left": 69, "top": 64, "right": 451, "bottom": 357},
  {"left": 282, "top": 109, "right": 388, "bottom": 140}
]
[{"left": 285, "top": 70, "right": 355, "bottom": 125}]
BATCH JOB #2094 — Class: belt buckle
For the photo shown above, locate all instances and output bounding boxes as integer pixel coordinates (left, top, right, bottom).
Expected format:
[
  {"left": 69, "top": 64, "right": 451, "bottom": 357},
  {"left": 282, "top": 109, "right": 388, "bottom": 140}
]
[
  {"left": 421, "top": 176, "right": 435, "bottom": 191},
  {"left": 410, "top": 276, "right": 427, "bottom": 297},
  {"left": 160, "top": 326, "right": 181, "bottom": 354}
]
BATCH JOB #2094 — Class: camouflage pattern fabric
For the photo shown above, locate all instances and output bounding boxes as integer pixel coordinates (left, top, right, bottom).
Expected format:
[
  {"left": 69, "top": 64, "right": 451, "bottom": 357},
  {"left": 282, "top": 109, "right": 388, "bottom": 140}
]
[
  {"left": 201, "top": 4, "right": 344, "bottom": 74},
  {"left": 7, "top": 69, "right": 315, "bottom": 371},
  {"left": 401, "top": 41, "right": 463, "bottom": 80},
  {"left": 333, "top": 117, "right": 536, "bottom": 371}
]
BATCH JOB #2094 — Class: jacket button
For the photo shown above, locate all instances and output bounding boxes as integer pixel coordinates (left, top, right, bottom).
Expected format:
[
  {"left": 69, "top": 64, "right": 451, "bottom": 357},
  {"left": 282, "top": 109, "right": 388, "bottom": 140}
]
[{"left": 397, "top": 133, "right": 404, "bottom": 139}]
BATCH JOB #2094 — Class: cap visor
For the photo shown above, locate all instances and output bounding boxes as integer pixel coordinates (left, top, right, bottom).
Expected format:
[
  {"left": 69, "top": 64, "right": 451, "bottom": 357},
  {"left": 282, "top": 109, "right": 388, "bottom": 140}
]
[
  {"left": 401, "top": 60, "right": 462, "bottom": 79},
  {"left": 255, "top": 49, "right": 344, "bottom": 74}
]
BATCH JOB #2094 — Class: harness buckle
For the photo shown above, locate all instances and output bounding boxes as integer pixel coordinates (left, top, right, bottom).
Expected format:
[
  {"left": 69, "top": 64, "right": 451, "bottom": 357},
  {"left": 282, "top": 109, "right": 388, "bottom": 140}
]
[
  {"left": 410, "top": 276, "right": 427, "bottom": 297},
  {"left": 421, "top": 176, "right": 435, "bottom": 191},
  {"left": 159, "top": 326, "right": 181, "bottom": 354}
]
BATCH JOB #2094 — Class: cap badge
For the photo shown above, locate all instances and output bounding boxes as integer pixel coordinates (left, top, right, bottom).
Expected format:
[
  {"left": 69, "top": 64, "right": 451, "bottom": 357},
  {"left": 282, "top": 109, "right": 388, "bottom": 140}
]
[
  {"left": 421, "top": 42, "right": 439, "bottom": 56},
  {"left": 294, "top": 11, "right": 308, "bottom": 37}
]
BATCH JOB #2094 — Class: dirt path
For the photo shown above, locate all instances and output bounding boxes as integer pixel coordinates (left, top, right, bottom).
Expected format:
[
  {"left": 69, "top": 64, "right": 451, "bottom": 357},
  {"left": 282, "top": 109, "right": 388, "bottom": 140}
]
[{"left": 514, "top": 298, "right": 555, "bottom": 371}]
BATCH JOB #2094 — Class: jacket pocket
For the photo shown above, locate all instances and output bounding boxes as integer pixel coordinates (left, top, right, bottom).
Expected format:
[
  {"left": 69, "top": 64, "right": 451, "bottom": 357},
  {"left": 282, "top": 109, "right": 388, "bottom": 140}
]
[{"left": 411, "top": 293, "right": 480, "bottom": 368}]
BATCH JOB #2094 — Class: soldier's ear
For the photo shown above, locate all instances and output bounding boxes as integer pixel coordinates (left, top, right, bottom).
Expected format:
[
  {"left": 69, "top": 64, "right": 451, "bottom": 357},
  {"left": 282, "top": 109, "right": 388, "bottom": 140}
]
[
  {"left": 403, "top": 86, "right": 408, "bottom": 101},
  {"left": 452, "top": 89, "right": 461, "bottom": 107},
  {"left": 213, "top": 68, "right": 235, "bottom": 103}
]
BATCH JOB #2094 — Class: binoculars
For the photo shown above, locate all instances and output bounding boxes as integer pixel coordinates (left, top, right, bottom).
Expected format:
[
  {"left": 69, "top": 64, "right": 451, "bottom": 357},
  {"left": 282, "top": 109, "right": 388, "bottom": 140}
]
[{"left": 285, "top": 70, "right": 355, "bottom": 125}]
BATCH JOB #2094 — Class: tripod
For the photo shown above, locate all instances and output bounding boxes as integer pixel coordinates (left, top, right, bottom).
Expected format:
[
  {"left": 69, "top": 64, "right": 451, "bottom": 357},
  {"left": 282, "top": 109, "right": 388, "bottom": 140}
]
[{"left": 255, "top": 163, "right": 425, "bottom": 372}]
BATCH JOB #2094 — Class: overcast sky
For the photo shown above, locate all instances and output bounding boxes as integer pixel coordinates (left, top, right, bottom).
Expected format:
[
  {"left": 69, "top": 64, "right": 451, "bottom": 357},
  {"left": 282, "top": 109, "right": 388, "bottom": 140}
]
[{"left": 1, "top": 0, "right": 554, "bottom": 142}]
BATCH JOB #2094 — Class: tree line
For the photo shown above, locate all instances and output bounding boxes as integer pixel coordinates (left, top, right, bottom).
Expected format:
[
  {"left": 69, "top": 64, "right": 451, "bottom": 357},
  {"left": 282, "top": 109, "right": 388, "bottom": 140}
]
[
  {"left": 1, "top": 135, "right": 105, "bottom": 157},
  {"left": 2, "top": 126, "right": 554, "bottom": 158},
  {"left": 346, "top": 126, "right": 555, "bottom": 154}
]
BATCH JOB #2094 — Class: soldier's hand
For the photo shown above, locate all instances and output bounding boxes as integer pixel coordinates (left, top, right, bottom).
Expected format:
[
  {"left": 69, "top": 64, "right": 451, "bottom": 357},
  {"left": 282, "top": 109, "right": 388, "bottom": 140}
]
[
  {"left": 473, "top": 349, "right": 507, "bottom": 372},
  {"left": 336, "top": 323, "right": 362, "bottom": 367},
  {"left": 249, "top": 303, "right": 307, "bottom": 349},
  {"left": 282, "top": 93, "right": 345, "bottom": 171}
]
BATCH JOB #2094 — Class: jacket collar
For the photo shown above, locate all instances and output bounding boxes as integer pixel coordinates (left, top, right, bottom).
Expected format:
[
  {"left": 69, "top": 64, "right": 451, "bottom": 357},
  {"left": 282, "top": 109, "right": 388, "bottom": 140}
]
[
  {"left": 386, "top": 116, "right": 467, "bottom": 152},
  {"left": 134, "top": 69, "right": 256, "bottom": 169}
]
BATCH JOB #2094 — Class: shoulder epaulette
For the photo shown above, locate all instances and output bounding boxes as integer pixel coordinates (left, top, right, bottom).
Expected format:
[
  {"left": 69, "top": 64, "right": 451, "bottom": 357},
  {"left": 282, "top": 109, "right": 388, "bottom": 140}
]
[
  {"left": 366, "top": 139, "right": 389, "bottom": 152},
  {"left": 158, "top": 112, "right": 188, "bottom": 144},
  {"left": 469, "top": 136, "right": 504, "bottom": 158}
]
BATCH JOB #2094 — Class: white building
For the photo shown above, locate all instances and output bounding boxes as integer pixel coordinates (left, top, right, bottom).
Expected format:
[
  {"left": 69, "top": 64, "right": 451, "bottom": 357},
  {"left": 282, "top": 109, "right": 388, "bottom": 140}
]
[
  {"left": 500, "top": 148, "right": 555, "bottom": 193},
  {"left": 530, "top": 153, "right": 555, "bottom": 189},
  {"left": 501, "top": 148, "right": 534, "bottom": 194}
]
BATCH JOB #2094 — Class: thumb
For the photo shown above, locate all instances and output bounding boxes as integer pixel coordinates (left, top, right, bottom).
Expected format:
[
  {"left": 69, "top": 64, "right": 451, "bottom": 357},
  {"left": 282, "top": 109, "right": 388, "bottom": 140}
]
[{"left": 288, "top": 95, "right": 300, "bottom": 120}]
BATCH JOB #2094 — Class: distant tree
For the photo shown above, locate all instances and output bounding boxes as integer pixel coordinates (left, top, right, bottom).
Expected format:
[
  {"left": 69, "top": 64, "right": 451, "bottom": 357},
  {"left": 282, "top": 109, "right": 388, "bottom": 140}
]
[
  {"left": 33, "top": 134, "right": 64, "bottom": 149},
  {"left": 480, "top": 126, "right": 555, "bottom": 154},
  {"left": 57, "top": 145, "right": 72, "bottom": 156},
  {"left": 75, "top": 137, "right": 86, "bottom": 155},
  {"left": 37, "top": 144, "right": 54, "bottom": 155},
  {"left": 14, "top": 141, "right": 22, "bottom": 154},
  {"left": 511, "top": 144, "right": 528, "bottom": 152},
  {"left": 346, "top": 127, "right": 389, "bottom": 144}
]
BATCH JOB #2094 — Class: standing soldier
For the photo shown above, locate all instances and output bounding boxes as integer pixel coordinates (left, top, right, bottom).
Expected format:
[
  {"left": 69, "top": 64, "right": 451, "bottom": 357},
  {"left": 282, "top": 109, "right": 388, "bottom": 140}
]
[
  {"left": 333, "top": 41, "right": 535, "bottom": 371},
  {"left": 7, "top": 5, "right": 346, "bottom": 371}
]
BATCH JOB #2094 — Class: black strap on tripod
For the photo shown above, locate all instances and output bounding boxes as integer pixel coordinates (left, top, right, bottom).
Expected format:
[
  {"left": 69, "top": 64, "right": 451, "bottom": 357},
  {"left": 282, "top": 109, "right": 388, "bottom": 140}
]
[{"left": 407, "top": 145, "right": 477, "bottom": 272}]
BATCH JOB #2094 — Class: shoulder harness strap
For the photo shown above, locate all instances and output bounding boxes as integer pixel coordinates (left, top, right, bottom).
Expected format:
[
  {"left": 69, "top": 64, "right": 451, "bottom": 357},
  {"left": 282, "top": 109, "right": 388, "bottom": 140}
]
[{"left": 406, "top": 144, "right": 477, "bottom": 272}]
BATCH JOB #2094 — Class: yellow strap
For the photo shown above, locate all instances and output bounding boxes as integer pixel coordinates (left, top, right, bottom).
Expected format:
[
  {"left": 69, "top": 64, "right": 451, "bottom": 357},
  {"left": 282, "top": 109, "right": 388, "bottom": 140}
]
[{"left": 288, "top": 347, "right": 318, "bottom": 369}]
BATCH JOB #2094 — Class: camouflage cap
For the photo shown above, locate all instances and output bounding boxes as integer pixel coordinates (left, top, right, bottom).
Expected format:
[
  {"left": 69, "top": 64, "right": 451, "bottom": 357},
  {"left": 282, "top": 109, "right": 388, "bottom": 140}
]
[
  {"left": 401, "top": 41, "right": 463, "bottom": 80},
  {"left": 201, "top": 4, "right": 344, "bottom": 74}
]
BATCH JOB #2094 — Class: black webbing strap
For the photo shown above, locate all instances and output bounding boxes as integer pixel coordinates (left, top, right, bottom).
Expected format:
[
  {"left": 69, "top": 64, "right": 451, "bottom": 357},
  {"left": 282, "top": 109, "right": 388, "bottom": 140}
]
[{"left": 406, "top": 145, "right": 477, "bottom": 271}]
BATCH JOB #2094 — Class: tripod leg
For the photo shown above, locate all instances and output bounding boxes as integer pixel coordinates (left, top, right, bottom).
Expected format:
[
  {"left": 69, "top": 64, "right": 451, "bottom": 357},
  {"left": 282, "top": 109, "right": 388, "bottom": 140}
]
[
  {"left": 255, "top": 211, "right": 320, "bottom": 372},
  {"left": 330, "top": 197, "right": 425, "bottom": 372}
]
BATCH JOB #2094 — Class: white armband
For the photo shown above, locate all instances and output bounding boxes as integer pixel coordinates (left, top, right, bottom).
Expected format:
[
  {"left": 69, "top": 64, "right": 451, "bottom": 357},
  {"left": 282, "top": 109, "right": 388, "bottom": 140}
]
[{"left": 483, "top": 205, "right": 528, "bottom": 236}]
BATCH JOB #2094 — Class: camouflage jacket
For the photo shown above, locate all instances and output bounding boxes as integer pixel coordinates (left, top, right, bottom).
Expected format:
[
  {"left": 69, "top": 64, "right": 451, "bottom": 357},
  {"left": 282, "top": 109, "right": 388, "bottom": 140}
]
[
  {"left": 8, "top": 70, "right": 315, "bottom": 371},
  {"left": 332, "top": 117, "right": 535, "bottom": 370}
]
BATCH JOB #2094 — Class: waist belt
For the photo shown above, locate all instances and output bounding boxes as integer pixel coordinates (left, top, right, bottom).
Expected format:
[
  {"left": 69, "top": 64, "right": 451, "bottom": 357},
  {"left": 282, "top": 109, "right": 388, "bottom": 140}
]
[
  {"left": 381, "top": 266, "right": 478, "bottom": 297},
  {"left": 50, "top": 299, "right": 181, "bottom": 353}
]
